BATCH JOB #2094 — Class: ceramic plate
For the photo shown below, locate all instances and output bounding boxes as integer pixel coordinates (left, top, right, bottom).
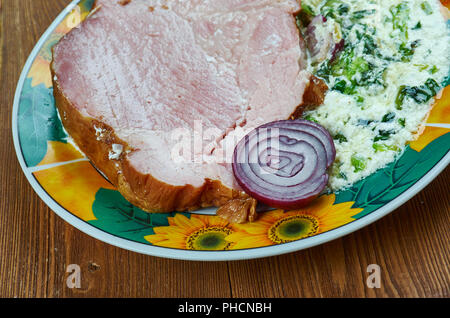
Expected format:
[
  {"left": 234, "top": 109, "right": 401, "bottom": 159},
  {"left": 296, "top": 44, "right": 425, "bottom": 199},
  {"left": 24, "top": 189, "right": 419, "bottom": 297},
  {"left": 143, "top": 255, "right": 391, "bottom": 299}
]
[{"left": 12, "top": 0, "right": 450, "bottom": 260}]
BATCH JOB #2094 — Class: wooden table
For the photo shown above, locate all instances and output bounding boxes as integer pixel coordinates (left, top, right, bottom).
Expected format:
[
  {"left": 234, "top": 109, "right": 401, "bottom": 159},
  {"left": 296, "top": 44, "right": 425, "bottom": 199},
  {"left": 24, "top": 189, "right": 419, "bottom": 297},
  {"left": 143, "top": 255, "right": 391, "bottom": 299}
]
[{"left": 0, "top": 0, "right": 448, "bottom": 298}]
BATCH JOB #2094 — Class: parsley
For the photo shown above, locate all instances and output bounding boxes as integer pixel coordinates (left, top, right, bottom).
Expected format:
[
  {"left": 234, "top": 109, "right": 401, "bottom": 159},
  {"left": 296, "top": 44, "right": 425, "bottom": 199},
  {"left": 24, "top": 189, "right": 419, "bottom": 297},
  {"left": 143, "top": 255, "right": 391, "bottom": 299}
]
[
  {"left": 334, "top": 133, "right": 348, "bottom": 143},
  {"left": 352, "top": 9, "right": 376, "bottom": 20},
  {"left": 382, "top": 112, "right": 396, "bottom": 123},
  {"left": 374, "top": 130, "right": 395, "bottom": 142},
  {"left": 421, "top": 2, "right": 433, "bottom": 15},
  {"left": 351, "top": 155, "right": 367, "bottom": 172},
  {"left": 373, "top": 143, "right": 400, "bottom": 153},
  {"left": 412, "top": 21, "right": 422, "bottom": 30},
  {"left": 303, "top": 114, "right": 319, "bottom": 123},
  {"left": 396, "top": 78, "right": 440, "bottom": 109}
]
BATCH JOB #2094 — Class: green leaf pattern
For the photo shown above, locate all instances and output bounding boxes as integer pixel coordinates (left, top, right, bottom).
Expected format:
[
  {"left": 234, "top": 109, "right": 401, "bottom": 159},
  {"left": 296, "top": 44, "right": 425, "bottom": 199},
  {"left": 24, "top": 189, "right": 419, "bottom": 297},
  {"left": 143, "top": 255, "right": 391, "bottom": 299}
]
[
  {"left": 335, "top": 133, "right": 450, "bottom": 218},
  {"left": 89, "top": 188, "right": 186, "bottom": 244},
  {"left": 18, "top": 78, "right": 67, "bottom": 167}
]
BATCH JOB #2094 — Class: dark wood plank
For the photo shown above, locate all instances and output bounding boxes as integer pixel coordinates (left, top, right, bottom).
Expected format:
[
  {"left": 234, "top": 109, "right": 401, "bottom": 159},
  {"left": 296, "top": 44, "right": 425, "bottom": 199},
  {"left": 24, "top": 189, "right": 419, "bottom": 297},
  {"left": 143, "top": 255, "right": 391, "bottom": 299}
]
[{"left": 0, "top": 0, "right": 448, "bottom": 298}]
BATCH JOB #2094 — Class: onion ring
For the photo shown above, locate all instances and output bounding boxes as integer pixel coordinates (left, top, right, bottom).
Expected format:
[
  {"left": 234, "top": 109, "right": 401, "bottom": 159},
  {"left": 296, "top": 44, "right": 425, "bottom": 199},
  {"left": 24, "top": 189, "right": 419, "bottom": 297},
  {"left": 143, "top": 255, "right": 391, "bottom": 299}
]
[{"left": 232, "top": 119, "right": 336, "bottom": 209}]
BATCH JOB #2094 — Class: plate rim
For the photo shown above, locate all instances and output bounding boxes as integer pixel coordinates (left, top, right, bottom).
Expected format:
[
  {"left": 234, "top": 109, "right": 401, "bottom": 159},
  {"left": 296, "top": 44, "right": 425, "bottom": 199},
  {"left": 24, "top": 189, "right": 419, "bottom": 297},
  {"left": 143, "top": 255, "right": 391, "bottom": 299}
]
[{"left": 12, "top": 0, "right": 450, "bottom": 261}]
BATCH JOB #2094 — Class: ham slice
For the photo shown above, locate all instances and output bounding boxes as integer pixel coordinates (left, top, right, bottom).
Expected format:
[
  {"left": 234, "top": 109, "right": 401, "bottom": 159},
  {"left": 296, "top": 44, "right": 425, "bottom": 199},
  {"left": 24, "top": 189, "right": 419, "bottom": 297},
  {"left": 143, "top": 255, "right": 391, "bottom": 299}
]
[{"left": 51, "top": 0, "right": 312, "bottom": 216}]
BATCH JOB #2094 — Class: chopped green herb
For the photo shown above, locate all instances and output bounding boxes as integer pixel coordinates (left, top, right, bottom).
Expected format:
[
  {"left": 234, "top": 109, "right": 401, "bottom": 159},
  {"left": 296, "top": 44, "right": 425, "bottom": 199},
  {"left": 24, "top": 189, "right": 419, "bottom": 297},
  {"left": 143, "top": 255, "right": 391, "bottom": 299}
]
[
  {"left": 398, "top": 118, "right": 406, "bottom": 127},
  {"left": 396, "top": 78, "right": 441, "bottom": 109},
  {"left": 399, "top": 40, "right": 420, "bottom": 62},
  {"left": 325, "top": 43, "right": 385, "bottom": 95},
  {"left": 315, "top": 62, "right": 332, "bottom": 81},
  {"left": 332, "top": 79, "right": 356, "bottom": 95},
  {"left": 421, "top": 2, "right": 433, "bottom": 15},
  {"left": 351, "top": 155, "right": 366, "bottom": 172},
  {"left": 414, "top": 64, "right": 429, "bottom": 71},
  {"left": 353, "top": 9, "right": 376, "bottom": 20},
  {"left": 374, "top": 130, "right": 395, "bottom": 142},
  {"left": 373, "top": 143, "right": 400, "bottom": 153},
  {"left": 338, "top": 3, "right": 350, "bottom": 15},
  {"left": 412, "top": 21, "right": 422, "bottom": 30},
  {"left": 395, "top": 85, "right": 408, "bottom": 109},
  {"left": 424, "top": 78, "right": 441, "bottom": 95},
  {"left": 372, "top": 143, "right": 385, "bottom": 153},
  {"left": 334, "top": 133, "right": 348, "bottom": 143},
  {"left": 303, "top": 115, "right": 319, "bottom": 123},
  {"left": 390, "top": 2, "right": 410, "bottom": 41},
  {"left": 429, "top": 66, "right": 439, "bottom": 74},
  {"left": 356, "top": 96, "right": 364, "bottom": 103},
  {"left": 301, "top": 3, "right": 316, "bottom": 16},
  {"left": 355, "top": 31, "right": 378, "bottom": 55},
  {"left": 345, "top": 56, "right": 370, "bottom": 78},
  {"left": 382, "top": 112, "right": 396, "bottom": 123},
  {"left": 321, "top": 0, "right": 348, "bottom": 21},
  {"left": 357, "top": 119, "right": 375, "bottom": 126}
]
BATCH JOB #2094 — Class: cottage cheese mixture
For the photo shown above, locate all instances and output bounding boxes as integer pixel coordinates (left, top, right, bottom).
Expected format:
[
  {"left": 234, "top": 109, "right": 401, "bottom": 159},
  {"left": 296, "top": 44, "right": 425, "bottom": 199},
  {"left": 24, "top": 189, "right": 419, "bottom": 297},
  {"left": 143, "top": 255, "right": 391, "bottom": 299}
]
[{"left": 300, "top": 0, "right": 450, "bottom": 190}]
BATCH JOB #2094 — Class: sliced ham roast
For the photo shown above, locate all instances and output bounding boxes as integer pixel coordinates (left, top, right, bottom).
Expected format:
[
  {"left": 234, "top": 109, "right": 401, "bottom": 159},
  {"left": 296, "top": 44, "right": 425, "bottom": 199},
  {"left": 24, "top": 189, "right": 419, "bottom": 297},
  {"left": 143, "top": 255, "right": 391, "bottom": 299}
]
[{"left": 51, "top": 0, "right": 313, "bottom": 218}]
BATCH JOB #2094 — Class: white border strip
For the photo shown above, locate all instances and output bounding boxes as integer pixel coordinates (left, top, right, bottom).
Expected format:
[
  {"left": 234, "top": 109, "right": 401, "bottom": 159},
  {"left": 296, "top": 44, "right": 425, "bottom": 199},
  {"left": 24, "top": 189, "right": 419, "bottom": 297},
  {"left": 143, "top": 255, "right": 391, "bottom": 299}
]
[
  {"left": 425, "top": 123, "right": 450, "bottom": 128},
  {"left": 11, "top": 0, "right": 450, "bottom": 261},
  {"left": 28, "top": 158, "right": 89, "bottom": 173}
]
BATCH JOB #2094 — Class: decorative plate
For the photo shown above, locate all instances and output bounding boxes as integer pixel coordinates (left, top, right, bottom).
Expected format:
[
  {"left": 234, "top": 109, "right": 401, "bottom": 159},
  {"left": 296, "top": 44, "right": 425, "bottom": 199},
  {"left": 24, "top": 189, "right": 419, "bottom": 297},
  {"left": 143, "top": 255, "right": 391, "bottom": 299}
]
[{"left": 12, "top": 0, "right": 450, "bottom": 260}]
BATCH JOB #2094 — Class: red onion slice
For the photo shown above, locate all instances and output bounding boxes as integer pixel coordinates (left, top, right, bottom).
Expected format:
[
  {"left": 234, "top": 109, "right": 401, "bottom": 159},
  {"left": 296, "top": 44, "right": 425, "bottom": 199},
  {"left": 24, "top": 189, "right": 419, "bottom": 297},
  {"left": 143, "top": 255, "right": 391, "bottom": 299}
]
[
  {"left": 330, "top": 39, "right": 345, "bottom": 63},
  {"left": 260, "top": 120, "right": 336, "bottom": 167},
  {"left": 306, "top": 15, "right": 345, "bottom": 65},
  {"left": 232, "top": 120, "right": 336, "bottom": 209},
  {"left": 306, "top": 15, "right": 333, "bottom": 64}
]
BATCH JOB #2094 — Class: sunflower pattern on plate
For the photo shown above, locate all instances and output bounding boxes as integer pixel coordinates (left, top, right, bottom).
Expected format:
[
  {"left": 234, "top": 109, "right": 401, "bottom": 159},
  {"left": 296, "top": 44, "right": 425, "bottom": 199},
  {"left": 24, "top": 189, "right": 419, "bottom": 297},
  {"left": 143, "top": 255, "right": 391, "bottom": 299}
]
[
  {"left": 409, "top": 126, "right": 449, "bottom": 152},
  {"left": 145, "top": 214, "right": 240, "bottom": 250},
  {"left": 36, "top": 141, "right": 84, "bottom": 167},
  {"left": 225, "top": 195, "right": 362, "bottom": 249},
  {"left": 426, "top": 86, "right": 450, "bottom": 124},
  {"left": 14, "top": 0, "right": 450, "bottom": 252},
  {"left": 33, "top": 161, "right": 115, "bottom": 221},
  {"left": 145, "top": 194, "right": 362, "bottom": 250}
]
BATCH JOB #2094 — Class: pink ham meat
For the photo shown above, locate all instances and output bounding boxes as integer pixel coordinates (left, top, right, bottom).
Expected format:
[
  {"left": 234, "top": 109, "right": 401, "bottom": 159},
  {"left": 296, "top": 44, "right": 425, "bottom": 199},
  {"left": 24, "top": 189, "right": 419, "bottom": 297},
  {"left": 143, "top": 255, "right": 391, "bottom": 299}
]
[{"left": 51, "top": 0, "right": 311, "bottom": 217}]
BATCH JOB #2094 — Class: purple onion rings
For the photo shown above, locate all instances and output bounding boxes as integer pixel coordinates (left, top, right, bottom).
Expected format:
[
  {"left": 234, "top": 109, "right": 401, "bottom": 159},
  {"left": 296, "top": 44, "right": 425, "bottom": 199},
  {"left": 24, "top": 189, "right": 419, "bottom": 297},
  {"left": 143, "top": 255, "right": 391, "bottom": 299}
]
[{"left": 232, "top": 119, "right": 336, "bottom": 209}]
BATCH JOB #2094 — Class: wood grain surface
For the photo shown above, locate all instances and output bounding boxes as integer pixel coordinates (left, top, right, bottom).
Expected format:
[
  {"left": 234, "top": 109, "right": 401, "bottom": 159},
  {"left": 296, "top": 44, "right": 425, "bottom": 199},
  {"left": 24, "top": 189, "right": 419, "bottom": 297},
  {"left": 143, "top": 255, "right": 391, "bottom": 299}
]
[{"left": 0, "top": 0, "right": 449, "bottom": 298}]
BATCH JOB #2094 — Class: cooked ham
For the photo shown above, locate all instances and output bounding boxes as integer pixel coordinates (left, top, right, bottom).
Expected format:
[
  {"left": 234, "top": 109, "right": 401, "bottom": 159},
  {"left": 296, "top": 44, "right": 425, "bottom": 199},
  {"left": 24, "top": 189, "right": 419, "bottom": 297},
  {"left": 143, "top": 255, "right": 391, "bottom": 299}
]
[{"left": 52, "top": 0, "right": 312, "bottom": 216}]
